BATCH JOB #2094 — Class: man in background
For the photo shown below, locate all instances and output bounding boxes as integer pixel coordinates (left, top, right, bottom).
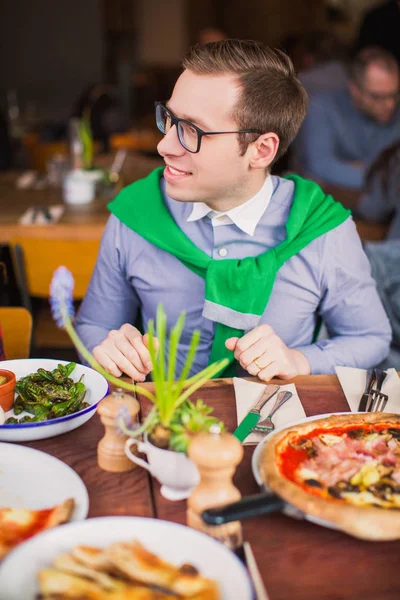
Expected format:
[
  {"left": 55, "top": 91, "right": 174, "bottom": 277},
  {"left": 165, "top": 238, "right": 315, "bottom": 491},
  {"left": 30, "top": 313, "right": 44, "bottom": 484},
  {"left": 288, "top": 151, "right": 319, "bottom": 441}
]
[
  {"left": 296, "top": 47, "right": 400, "bottom": 189},
  {"left": 298, "top": 30, "right": 347, "bottom": 97}
]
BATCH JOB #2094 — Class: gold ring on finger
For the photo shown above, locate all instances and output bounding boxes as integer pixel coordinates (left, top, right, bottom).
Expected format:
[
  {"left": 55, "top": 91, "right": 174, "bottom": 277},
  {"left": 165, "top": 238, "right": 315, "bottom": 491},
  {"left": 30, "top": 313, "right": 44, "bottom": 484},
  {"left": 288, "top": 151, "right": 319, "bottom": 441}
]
[{"left": 254, "top": 359, "right": 263, "bottom": 370}]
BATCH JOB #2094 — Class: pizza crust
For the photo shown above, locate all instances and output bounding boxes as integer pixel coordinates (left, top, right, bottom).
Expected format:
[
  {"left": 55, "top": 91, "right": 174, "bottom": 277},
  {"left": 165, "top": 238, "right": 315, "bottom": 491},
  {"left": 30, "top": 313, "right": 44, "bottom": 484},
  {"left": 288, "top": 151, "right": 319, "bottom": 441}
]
[
  {"left": 259, "top": 413, "right": 400, "bottom": 541},
  {"left": 46, "top": 497, "right": 75, "bottom": 528},
  {"left": 0, "top": 498, "right": 75, "bottom": 559}
]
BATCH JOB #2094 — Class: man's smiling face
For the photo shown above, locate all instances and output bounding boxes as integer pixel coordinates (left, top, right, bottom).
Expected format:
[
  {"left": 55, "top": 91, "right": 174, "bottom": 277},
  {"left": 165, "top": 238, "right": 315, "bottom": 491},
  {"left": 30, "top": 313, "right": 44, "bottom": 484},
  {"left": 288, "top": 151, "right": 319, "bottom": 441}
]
[{"left": 157, "top": 69, "right": 262, "bottom": 211}]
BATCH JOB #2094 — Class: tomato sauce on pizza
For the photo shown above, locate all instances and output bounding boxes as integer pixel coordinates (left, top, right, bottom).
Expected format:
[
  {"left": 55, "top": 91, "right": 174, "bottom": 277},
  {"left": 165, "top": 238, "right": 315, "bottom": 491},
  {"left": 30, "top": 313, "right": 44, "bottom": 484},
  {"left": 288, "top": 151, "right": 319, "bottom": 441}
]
[{"left": 276, "top": 422, "right": 400, "bottom": 508}]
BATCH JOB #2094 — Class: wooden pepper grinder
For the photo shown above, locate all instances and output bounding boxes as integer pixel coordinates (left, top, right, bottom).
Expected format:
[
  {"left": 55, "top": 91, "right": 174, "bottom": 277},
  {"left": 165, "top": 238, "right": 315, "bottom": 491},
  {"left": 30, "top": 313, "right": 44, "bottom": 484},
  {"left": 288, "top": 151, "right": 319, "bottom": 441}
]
[
  {"left": 97, "top": 387, "right": 140, "bottom": 472},
  {"left": 187, "top": 424, "right": 244, "bottom": 550}
]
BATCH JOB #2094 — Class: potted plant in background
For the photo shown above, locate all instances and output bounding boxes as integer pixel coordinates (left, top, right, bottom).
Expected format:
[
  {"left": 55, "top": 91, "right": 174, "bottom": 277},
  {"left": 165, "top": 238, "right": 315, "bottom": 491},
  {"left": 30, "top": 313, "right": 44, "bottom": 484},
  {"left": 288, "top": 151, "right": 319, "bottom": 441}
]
[
  {"left": 63, "top": 114, "right": 104, "bottom": 205},
  {"left": 50, "top": 267, "right": 228, "bottom": 500}
]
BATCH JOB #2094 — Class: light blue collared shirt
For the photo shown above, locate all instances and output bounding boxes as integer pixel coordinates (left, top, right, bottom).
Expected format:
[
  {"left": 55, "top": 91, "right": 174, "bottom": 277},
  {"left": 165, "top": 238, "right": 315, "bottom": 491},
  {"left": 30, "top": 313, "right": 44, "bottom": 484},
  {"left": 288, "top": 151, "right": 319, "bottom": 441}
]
[{"left": 76, "top": 175, "right": 391, "bottom": 375}]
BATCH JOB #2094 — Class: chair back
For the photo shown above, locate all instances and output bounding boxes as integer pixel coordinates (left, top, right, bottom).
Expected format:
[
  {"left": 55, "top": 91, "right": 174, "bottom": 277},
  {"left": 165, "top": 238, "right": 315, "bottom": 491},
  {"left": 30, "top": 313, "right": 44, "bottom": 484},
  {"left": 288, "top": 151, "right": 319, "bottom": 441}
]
[
  {"left": 10, "top": 237, "right": 100, "bottom": 301},
  {"left": 0, "top": 307, "right": 32, "bottom": 359}
]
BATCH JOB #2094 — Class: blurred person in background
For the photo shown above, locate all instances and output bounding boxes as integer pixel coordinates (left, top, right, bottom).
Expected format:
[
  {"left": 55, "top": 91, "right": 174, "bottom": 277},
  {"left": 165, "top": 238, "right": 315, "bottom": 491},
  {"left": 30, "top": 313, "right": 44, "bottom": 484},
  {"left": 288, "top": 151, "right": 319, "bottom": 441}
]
[
  {"left": 354, "top": 139, "right": 400, "bottom": 368},
  {"left": 357, "top": 0, "right": 400, "bottom": 66},
  {"left": 279, "top": 30, "right": 347, "bottom": 174},
  {"left": 296, "top": 47, "right": 400, "bottom": 189},
  {"left": 297, "top": 30, "right": 348, "bottom": 97},
  {"left": 364, "top": 239, "right": 400, "bottom": 369},
  {"left": 357, "top": 140, "right": 400, "bottom": 239},
  {"left": 76, "top": 39, "right": 390, "bottom": 381}
]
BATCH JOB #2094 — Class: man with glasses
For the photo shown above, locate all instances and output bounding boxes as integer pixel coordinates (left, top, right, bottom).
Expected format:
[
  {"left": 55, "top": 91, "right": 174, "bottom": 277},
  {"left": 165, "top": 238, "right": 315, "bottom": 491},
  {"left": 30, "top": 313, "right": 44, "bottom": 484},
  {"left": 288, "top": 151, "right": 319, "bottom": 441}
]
[
  {"left": 76, "top": 40, "right": 390, "bottom": 382},
  {"left": 296, "top": 47, "right": 400, "bottom": 190}
]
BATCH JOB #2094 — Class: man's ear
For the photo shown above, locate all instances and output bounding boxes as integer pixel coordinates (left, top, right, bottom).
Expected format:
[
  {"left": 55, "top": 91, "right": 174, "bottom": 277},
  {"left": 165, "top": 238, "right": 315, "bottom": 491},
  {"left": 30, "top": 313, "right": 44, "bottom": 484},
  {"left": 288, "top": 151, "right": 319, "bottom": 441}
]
[{"left": 248, "top": 133, "right": 280, "bottom": 170}]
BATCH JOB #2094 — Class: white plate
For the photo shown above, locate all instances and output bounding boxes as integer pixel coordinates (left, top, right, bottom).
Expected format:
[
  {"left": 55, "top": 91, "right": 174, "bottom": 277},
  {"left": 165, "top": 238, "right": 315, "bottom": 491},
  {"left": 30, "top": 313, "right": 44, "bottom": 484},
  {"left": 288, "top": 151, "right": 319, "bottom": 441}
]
[
  {"left": 0, "top": 359, "right": 108, "bottom": 442},
  {"left": 0, "top": 442, "right": 88, "bottom": 520},
  {"left": 0, "top": 516, "right": 253, "bottom": 600},
  {"left": 251, "top": 412, "right": 352, "bottom": 530}
]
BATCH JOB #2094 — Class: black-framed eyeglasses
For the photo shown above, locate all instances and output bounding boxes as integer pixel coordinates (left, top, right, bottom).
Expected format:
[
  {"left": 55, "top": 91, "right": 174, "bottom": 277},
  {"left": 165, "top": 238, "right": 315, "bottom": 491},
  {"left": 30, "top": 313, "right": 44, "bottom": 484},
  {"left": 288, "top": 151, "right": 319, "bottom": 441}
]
[
  {"left": 359, "top": 87, "right": 400, "bottom": 103},
  {"left": 155, "top": 101, "right": 263, "bottom": 153}
]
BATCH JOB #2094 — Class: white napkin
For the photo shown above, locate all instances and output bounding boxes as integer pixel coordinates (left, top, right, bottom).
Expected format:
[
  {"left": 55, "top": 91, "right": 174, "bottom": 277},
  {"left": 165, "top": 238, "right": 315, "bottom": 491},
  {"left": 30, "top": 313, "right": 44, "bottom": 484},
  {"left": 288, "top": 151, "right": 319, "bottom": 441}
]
[
  {"left": 19, "top": 205, "right": 65, "bottom": 225},
  {"left": 15, "top": 171, "right": 38, "bottom": 189},
  {"left": 233, "top": 377, "right": 306, "bottom": 445},
  {"left": 335, "top": 366, "right": 400, "bottom": 413}
]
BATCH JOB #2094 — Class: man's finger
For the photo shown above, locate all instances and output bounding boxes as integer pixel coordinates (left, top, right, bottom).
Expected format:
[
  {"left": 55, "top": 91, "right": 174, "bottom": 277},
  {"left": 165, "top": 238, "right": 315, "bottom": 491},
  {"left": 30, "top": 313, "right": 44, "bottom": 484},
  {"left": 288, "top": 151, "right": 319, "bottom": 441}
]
[
  {"left": 104, "top": 347, "right": 147, "bottom": 381},
  {"left": 225, "top": 337, "right": 240, "bottom": 351},
  {"left": 233, "top": 325, "right": 273, "bottom": 357},
  {"left": 238, "top": 339, "right": 271, "bottom": 369},
  {"left": 257, "top": 361, "right": 280, "bottom": 382},
  {"left": 115, "top": 335, "right": 148, "bottom": 374},
  {"left": 93, "top": 347, "right": 122, "bottom": 377},
  {"left": 124, "top": 330, "right": 153, "bottom": 370}
]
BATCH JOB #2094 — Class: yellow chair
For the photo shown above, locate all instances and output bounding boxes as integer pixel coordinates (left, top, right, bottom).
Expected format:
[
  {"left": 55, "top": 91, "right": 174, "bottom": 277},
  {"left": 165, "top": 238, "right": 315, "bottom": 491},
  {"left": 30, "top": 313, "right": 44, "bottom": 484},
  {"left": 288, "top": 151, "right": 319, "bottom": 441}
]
[
  {"left": 0, "top": 307, "right": 32, "bottom": 359},
  {"left": 10, "top": 238, "right": 100, "bottom": 350}
]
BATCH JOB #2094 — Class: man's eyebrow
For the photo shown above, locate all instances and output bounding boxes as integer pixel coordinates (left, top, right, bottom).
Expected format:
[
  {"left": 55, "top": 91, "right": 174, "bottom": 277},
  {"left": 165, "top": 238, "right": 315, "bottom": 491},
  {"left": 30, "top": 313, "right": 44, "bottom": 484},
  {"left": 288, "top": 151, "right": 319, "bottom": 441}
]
[{"left": 165, "top": 101, "right": 211, "bottom": 131}]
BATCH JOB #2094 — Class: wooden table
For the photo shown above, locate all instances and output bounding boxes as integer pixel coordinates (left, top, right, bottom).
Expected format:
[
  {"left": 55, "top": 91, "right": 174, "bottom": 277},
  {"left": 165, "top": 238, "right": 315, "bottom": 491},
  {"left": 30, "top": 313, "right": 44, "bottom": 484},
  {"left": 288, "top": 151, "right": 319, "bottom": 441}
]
[
  {"left": 0, "top": 153, "right": 164, "bottom": 243},
  {"left": 0, "top": 175, "right": 110, "bottom": 243},
  {"left": 23, "top": 376, "right": 400, "bottom": 600}
]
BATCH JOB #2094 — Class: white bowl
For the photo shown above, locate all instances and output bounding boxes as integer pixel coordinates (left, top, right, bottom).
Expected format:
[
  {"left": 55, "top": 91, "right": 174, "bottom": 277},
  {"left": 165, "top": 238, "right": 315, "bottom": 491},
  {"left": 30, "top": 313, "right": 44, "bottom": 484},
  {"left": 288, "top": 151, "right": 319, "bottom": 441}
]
[
  {"left": 0, "top": 358, "right": 108, "bottom": 442},
  {"left": 0, "top": 516, "right": 253, "bottom": 600}
]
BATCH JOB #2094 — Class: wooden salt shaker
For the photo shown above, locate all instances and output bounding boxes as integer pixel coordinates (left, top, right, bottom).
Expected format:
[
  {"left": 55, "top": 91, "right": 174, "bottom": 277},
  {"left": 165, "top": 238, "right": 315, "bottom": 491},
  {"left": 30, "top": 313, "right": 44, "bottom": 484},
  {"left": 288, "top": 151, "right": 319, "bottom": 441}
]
[
  {"left": 97, "top": 387, "right": 140, "bottom": 472},
  {"left": 187, "top": 424, "right": 244, "bottom": 550}
]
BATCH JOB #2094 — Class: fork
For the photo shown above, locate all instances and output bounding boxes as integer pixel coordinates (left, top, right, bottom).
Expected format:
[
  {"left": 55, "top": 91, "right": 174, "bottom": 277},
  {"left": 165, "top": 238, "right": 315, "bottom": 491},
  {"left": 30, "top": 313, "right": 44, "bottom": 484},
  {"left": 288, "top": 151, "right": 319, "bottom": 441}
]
[
  {"left": 366, "top": 368, "right": 388, "bottom": 412},
  {"left": 252, "top": 391, "right": 293, "bottom": 433}
]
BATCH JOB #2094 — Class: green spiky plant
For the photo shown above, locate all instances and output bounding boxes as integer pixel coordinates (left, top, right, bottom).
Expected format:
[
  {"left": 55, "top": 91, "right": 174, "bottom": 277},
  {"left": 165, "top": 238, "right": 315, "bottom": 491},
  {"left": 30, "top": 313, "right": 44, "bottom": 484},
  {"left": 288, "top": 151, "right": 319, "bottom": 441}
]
[
  {"left": 77, "top": 111, "right": 94, "bottom": 170},
  {"left": 50, "top": 268, "right": 227, "bottom": 454},
  {"left": 124, "top": 304, "right": 226, "bottom": 452}
]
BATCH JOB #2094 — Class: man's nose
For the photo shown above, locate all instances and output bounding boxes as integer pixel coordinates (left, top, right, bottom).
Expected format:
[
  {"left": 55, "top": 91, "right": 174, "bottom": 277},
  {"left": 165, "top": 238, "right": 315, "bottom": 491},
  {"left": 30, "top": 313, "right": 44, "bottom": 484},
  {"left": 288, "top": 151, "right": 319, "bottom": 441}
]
[{"left": 157, "top": 125, "right": 185, "bottom": 157}]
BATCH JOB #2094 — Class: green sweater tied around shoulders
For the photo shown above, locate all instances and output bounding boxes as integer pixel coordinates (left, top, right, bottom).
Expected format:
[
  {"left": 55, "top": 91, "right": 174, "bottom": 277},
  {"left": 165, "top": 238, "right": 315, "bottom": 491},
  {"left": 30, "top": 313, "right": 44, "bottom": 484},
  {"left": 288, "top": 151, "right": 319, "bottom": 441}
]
[{"left": 108, "top": 168, "right": 350, "bottom": 376}]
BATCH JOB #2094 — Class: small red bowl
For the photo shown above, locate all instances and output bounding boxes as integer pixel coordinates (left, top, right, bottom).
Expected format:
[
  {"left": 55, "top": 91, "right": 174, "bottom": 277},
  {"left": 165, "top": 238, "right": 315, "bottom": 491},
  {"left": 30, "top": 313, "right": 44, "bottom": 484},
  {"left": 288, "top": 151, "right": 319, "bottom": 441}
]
[{"left": 0, "top": 369, "right": 16, "bottom": 412}]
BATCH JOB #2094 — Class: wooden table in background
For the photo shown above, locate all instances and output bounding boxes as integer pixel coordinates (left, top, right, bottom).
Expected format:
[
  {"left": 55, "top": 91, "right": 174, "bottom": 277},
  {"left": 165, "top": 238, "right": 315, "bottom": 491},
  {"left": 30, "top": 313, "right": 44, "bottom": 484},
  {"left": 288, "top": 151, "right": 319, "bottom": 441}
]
[
  {"left": 0, "top": 174, "right": 110, "bottom": 243},
  {"left": 0, "top": 153, "right": 164, "bottom": 243}
]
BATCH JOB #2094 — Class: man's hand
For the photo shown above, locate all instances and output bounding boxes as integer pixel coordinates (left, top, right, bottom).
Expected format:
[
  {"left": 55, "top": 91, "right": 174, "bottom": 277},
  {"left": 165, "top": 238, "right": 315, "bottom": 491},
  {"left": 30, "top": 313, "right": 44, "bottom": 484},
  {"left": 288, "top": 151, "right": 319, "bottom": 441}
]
[
  {"left": 225, "top": 324, "right": 310, "bottom": 381},
  {"left": 93, "top": 324, "right": 159, "bottom": 381}
]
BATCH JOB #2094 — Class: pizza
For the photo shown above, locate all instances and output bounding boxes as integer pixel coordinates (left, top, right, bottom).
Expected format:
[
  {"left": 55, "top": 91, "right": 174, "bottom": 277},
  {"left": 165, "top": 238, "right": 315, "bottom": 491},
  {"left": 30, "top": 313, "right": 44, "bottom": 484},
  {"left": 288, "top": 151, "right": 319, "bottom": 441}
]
[
  {"left": 38, "top": 539, "right": 220, "bottom": 599},
  {"left": 0, "top": 498, "right": 75, "bottom": 559},
  {"left": 260, "top": 413, "right": 400, "bottom": 540}
]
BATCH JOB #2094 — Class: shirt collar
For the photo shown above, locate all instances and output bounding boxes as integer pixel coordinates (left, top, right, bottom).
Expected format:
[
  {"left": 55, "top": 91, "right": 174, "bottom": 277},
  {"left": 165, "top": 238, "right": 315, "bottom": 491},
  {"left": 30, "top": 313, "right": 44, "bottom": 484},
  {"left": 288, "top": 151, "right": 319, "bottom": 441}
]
[{"left": 186, "top": 175, "right": 273, "bottom": 236}]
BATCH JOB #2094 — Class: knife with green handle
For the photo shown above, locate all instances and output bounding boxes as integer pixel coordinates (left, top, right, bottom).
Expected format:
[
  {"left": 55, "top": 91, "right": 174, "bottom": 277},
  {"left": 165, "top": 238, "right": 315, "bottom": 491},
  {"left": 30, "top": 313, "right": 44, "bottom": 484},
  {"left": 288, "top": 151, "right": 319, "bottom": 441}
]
[{"left": 233, "top": 384, "right": 280, "bottom": 442}]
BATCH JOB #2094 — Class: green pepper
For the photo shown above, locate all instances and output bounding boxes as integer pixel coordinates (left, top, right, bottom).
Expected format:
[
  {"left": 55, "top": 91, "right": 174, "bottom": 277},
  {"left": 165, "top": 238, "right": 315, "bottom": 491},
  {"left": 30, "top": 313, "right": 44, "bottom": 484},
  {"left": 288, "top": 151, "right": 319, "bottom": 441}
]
[
  {"left": 13, "top": 396, "right": 26, "bottom": 415},
  {"left": 10, "top": 363, "right": 86, "bottom": 423}
]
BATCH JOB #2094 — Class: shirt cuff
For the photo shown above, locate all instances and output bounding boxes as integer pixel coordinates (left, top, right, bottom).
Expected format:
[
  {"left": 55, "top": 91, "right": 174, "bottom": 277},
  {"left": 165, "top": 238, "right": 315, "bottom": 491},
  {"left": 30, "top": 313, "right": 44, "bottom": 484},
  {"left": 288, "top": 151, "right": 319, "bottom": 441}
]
[{"left": 295, "top": 343, "right": 333, "bottom": 375}]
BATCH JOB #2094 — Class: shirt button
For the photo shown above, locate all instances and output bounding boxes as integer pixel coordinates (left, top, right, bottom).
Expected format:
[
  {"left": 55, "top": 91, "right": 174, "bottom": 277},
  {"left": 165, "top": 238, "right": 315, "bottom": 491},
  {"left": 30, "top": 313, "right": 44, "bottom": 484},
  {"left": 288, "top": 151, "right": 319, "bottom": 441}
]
[{"left": 218, "top": 248, "right": 228, "bottom": 257}]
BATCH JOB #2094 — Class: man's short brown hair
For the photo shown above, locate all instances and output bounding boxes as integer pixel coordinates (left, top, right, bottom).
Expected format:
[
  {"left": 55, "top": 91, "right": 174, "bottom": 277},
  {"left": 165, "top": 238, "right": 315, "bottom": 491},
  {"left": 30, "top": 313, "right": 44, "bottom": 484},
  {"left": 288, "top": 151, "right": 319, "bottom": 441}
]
[{"left": 182, "top": 39, "right": 308, "bottom": 163}]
